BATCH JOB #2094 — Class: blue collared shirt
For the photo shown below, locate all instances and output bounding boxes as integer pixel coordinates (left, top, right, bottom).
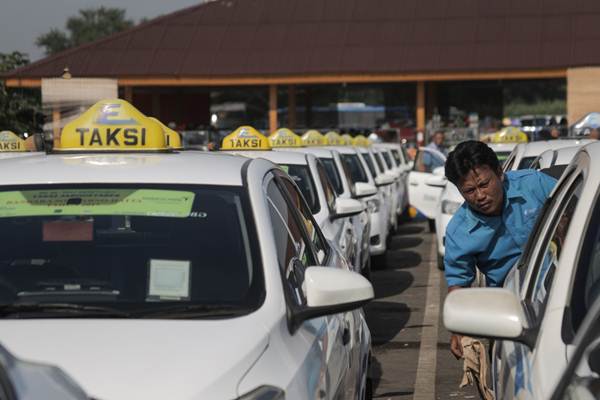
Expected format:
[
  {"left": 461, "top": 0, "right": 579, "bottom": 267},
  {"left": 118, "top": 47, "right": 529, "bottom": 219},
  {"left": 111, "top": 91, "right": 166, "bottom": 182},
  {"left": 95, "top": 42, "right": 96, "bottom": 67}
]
[{"left": 444, "top": 169, "right": 557, "bottom": 287}]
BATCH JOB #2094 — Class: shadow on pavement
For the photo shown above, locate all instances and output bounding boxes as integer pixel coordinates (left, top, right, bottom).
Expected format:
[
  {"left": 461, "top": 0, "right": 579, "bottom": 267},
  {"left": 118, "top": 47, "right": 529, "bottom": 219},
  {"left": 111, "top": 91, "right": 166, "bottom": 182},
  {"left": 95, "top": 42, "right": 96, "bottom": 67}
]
[
  {"left": 382, "top": 250, "right": 423, "bottom": 270},
  {"left": 395, "top": 224, "right": 425, "bottom": 235},
  {"left": 388, "top": 236, "right": 424, "bottom": 250},
  {"left": 364, "top": 301, "right": 411, "bottom": 345},
  {"left": 371, "top": 270, "right": 414, "bottom": 299}
]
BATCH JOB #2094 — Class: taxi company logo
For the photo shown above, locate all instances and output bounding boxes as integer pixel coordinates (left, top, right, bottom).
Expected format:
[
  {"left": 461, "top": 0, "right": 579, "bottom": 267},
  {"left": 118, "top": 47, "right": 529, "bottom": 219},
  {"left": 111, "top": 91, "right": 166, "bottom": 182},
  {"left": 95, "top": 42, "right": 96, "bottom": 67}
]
[
  {"left": 96, "top": 104, "right": 138, "bottom": 126},
  {"left": 237, "top": 128, "right": 254, "bottom": 138},
  {"left": 74, "top": 103, "right": 146, "bottom": 147},
  {"left": 0, "top": 132, "right": 23, "bottom": 150}
]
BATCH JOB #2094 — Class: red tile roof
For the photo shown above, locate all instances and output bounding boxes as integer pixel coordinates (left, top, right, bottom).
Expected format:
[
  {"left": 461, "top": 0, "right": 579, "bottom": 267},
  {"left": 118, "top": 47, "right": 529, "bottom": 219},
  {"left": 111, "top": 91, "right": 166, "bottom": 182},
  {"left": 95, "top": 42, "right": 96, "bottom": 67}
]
[{"left": 5, "top": 0, "right": 598, "bottom": 79}]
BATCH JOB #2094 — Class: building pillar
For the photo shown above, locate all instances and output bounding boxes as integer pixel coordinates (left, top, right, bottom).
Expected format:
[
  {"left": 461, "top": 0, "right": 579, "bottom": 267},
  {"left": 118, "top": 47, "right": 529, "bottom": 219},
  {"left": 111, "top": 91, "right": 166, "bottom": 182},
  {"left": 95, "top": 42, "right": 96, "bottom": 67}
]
[
  {"left": 288, "top": 85, "right": 296, "bottom": 129},
  {"left": 269, "top": 84, "right": 278, "bottom": 133},
  {"left": 124, "top": 86, "right": 133, "bottom": 103},
  {"left": 567, "top": 67, "right": 600, "bottom": 124},
  {"left": 52, "top": 107, "right": 61, "bottom": 149},
  {"left": 416, "top": 81, "right": 426, "bottom": 146}
]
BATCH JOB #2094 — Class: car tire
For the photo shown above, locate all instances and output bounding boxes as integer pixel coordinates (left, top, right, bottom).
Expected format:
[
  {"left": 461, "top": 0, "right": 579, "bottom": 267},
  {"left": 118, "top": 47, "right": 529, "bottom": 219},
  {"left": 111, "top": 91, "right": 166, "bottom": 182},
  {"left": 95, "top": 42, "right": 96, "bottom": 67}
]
[{"left": 428, "top": 218, "right": 436, "bottom": 232}]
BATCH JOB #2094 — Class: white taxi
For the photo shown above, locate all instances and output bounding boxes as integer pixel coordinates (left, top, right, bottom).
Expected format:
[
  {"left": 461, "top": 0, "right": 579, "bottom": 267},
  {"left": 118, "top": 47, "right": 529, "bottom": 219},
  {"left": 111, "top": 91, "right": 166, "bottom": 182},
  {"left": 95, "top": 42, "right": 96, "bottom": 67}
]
[
  {"left": 326, "top": 141, "right": 393, "bottom": 263},
  {"left": 503, "top": 139, "right": 593, "bottom": 171},
  {"left": 271, "top": 129, "right": 374, "bottom": 278},
  {"left": 372, "top": 145, "right": 408, "bottom": 222},
  {"left": 445, "top": 141, "right": 600, "bottom": 399},
  {"left": 374, "top": 142, "right": 411, "bottom": 215},
  {"left": 0, "top": 131, "right": 42, "bottom": 159},
  {"left": 0, "top": 100, "right": 374, "bottom": 400}
]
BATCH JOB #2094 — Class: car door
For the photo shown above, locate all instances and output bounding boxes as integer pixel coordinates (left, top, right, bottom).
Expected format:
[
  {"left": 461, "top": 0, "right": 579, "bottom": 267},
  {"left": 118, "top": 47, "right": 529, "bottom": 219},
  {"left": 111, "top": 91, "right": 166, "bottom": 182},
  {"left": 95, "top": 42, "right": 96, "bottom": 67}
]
[
  {"left": 408, "top": 148, "right": 446, "bottom": 219},
  {"left": 495, "top": 173, "right": 584, "bottom": 400},
  {"left": 266, "top": 172, "right": 352, "bottom": 399}
]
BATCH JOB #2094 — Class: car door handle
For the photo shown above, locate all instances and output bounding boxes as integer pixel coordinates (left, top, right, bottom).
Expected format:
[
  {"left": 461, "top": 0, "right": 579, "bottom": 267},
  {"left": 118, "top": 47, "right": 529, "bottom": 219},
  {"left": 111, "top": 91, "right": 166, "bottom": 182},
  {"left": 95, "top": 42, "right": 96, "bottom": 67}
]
[
  {"left": 409, "top": 182, "right": 418, "bottom": 186},
  {"left": 342, "top": 327, "right": 350, "bottom": 346}
]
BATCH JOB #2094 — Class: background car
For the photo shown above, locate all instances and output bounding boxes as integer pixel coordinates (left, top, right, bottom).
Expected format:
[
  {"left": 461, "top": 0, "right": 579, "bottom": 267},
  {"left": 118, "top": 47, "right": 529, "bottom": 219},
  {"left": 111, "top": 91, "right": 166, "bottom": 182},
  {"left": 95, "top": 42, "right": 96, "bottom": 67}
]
[
  {"left": 503, "top": 139, "right": 593, "bottom": 172},
  {"left": 408, "top": 147, "right": 447, "bottom": 232}
]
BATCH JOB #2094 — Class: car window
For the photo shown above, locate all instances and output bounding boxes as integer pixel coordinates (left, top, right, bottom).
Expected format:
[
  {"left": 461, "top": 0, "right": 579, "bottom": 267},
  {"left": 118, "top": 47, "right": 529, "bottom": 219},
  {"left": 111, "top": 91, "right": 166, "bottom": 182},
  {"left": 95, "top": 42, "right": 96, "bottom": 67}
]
[
  {"left": 363, "top": 152, "right": 377, "bottom": 177},
  {"left": 382, "top": 151, "right": 394, "bottom": 169},
  {"left": 266, "top": 180, "right": 315, "bottom": 306},
  {"left": 503, "top": 153, "right": 517, "bottom": 172},
  {"left": 0, "top": 184, "right": 263, "bottom": 315},
  {"left": 278, "top": 176, "right": 329, "bottom": 264},
  {"left": 518, "top": 156, "right": 536, "bottom": 170},
  {"left": 495, "top": 151, "right": 512, "bottom": 167},
  {"left": 528, "top": 178, "right": 583, "bottom": 318},
  {"left": 342, "top": 154, "right": 369, "bottom": 183},
  {"left": 374, "top": 151, "right": 386, "bottom": 172},
  {"left": 316, "top": 161, "right": 336, "bottom": 211},
  {"left": 320, "top": 158, "right": 343, "bottom": 196},
  {"left": 391, "top": 149, "right": 402, "bottom": 166},
  {"left": 279, "top": 164, "right": 320, "bottom": 215},
  {"left": 414, "top": 149, "right": 444, "bottom": 173},
  {"left": 570, "top": 190, "right": 600, "bottom": 335},
  {"left": 339, "top": 157, "right": 357, "bottom": 197}
]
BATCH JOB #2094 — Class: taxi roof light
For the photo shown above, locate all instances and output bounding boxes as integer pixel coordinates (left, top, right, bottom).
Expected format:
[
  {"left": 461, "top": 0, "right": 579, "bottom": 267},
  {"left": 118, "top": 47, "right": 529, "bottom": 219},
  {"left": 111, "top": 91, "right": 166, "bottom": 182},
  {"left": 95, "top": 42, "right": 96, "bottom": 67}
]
[
  {"left": 269, "top": 128, "right": 303, "bottom": 148},
  {"left": 148, "top": 117, "right": 183, "bottom": 150},
  {"left": 0, "top": 130, "right": 27, "bottom": 152},
  {"left": 302, "top": 130, "right": 326, "bottom": 146},
  {"left": 221, "top": 126, "right": 271, "bottom": 151},
  {"left": 55, "top": 99, "right": 168, "bottom": 152},
  {"left": 324, "top": 131, "right": 344, "bottom": 146},
  {"left": 353, "top": 135, "right": 372, "bottom": 147}
]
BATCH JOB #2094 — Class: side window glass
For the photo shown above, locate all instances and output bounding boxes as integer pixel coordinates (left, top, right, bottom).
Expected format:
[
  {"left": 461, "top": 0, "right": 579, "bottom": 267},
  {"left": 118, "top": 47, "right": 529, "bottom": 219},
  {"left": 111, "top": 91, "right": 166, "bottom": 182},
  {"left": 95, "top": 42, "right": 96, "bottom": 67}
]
[
  {"left": 529, "top": 179, "right": 582, "bottom": 318},
  {"left": 279, "top": 177, "right": 329, "bottom": 264},
  {"left": 316, "top": 162, "right": 336, "bottom": 211},
  {"left": 504, "top": 154, "right": 516, "bottom": 172},
  {"left": 266, "top": 180, "right": 314, "bottom": 305}
]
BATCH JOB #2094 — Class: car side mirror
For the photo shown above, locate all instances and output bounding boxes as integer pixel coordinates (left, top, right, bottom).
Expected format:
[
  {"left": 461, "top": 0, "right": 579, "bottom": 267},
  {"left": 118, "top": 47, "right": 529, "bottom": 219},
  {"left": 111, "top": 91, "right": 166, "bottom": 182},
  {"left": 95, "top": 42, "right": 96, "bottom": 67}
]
[
  {"left": 375, "top": 174, "right": 394, "bottom": 187},
  {"left": 354, "top": 182, "right": 377, "bottom": 198},
  {"left": 331, "top": 198, "right": 364, "bottom": 220},
  {"left": 289, "top": 267, "right": 374, "bottom": 332},
  {"left": 443, "top": 288, "right": 536, "bottom": 348}
]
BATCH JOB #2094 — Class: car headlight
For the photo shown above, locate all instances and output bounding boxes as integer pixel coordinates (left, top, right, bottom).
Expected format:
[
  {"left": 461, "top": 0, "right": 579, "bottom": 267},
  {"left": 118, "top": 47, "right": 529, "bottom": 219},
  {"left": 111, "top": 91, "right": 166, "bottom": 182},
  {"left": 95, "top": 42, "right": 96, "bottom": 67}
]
[
  {"left": 237, "top": 386, "right": 285, "bottom": 400},
  {"left": 441, "top": 200, "right": 462, "bottom": 215},
  {"left": 366, "top": 198, "right": 380, "bottom": 213}
]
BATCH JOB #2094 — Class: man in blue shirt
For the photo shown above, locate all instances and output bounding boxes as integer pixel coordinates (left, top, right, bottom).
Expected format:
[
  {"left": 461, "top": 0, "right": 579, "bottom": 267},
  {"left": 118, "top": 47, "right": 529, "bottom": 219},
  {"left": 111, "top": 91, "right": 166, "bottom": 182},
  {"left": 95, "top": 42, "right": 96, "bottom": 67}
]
[{"left": 443, "top": 141, "right": 556, "bottom": 358}]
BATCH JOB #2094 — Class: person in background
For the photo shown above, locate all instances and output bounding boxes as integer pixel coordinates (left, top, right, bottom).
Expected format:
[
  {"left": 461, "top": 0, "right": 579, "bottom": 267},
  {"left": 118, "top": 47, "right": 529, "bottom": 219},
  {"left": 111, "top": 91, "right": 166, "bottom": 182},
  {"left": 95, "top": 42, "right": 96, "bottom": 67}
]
[
  {"left": 549, "top": 127, "right": 561, "bottom": 139},
  {"left": 427, "top": 130, "right": 447, "bottom": 156}
]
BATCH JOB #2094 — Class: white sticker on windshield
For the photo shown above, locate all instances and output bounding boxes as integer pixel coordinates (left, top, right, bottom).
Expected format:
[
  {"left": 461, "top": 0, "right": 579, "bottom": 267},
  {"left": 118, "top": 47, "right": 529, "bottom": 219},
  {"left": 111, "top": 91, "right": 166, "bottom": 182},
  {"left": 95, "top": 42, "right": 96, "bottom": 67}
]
[{"left": 148, "top": 259, "right": 191, "bottom": 301}]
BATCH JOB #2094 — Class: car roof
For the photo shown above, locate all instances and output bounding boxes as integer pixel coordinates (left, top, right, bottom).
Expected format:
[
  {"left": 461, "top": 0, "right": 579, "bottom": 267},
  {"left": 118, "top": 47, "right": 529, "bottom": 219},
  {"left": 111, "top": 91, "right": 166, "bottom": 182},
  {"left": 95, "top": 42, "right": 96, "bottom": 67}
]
[
  {"left": 230, "top": 150, "right": 309, "bottom": 165},
  {"left": 324, "top": 146, "right": 359, "bottom": 155},
  {"left": 487, "top": 143, "right": 518, "bottom": 153},
  {"left": 522, "top": 139, "right": 594, "bottom": 157},
  {"left": 274, "top": 147, "right": 334, "bottom": 159},
  {"left": 0, "top": 152, "right": 249, "bottom": 187}
]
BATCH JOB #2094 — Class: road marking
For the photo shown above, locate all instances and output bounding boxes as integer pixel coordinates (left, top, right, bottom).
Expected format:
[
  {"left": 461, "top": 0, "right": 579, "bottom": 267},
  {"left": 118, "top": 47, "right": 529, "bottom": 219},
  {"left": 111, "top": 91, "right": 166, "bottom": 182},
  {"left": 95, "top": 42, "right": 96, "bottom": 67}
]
[{"left": 413, "top": 234, "right": 442, "bottom": 400}]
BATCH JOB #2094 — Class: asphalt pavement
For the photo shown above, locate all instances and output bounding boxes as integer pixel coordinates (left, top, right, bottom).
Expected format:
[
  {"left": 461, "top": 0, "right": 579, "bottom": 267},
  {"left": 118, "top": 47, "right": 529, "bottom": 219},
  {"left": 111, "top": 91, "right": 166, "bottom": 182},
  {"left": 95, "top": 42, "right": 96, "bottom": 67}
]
[{"left": 364, "top": 220, "right": 481, "bottom": 400}]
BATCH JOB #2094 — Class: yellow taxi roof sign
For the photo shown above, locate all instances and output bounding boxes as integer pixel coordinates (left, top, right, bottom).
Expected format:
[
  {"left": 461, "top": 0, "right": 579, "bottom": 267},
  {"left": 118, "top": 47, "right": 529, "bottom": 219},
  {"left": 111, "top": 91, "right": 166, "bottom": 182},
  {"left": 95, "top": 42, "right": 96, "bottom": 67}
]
[
  {"left": 56, "top": 99, "right": 166, "bottom": 152},
  {"left": 353, "top": 135, "right": 371, "bottom": 147},
  {"left": 221, "top": 126, "right": 271, "bottom": 151},
  {"left": 490, "top": 127, "right": 528, "bottom": 143},
  {"left": 0, "top": 131, "right": 27, "bottom": 152},
  {"left": 269, "top": 128, "right": 303, "bottom": 148},
  {"left": 324, "top": 131, "right": 344, "bottom": 146},
  {"left": 340, "top": 134, "right": 353, "bottom": 145},
  {"left": 302, "top": 130, "right": 325, "bottom": 146},
  {"left": 148, "top": 117, "right": 183, "bottom": 150}
]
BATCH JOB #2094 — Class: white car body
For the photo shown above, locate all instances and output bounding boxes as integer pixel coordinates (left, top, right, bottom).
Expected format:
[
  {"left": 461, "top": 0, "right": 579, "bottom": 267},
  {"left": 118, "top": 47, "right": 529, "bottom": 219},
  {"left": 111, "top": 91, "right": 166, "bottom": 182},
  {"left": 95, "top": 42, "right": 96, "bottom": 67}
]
[
  {"left": 328, "top": 146, "right": 391, "bottom": 258},
  {"left": 407, "top": 147, "right": 447, "bottom": 221},
  {"left": 503, "top": 139, "right": 593, "bottom": 172},
  {"left": 530, "top": 145, "right": 583, "bottom": 170},
  {"left": 444, "top": 142, "right": 600, "bottom": 399},
  {"left": 370, "top": 147, "right": 402, "bottom": 231},
  {"left": 273, "top": 147, "right": 371, "bottom": 275},
  {"left": 0, "top": 151, "right": 374, "bottom": 400},
  {"left": 373, "top": 144, "right": 410, "bottom": 215}
]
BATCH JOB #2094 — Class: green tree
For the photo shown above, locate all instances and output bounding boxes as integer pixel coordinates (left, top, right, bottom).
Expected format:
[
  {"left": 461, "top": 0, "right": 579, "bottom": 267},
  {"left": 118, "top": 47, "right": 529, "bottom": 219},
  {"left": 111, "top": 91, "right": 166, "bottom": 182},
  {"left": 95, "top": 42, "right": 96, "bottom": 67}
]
[
  {"left": 36, "top": 7, "right": 135, "bottom": 56},
  {"left": 0, "top": 51, "right": 43, "bottom": 134}
]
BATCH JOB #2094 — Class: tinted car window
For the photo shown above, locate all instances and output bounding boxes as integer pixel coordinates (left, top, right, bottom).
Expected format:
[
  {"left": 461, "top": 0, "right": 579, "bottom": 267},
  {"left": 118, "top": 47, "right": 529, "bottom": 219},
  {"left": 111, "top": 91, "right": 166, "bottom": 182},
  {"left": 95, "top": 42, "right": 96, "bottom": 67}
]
[
  {"left": 320, "top": 158, "right": 343, "bottom": 195},
  {"left": 382, "top": 151, "right": 394, "bottom": 169},
  {"left": 279, "top": 164, "right": 320, "bottom": 215},
  {"left": 518, "top": 156, "right": 536, "bottom": 170},
  {"left": 342, "top": 154, "right": 369, "bottom": 183},
  {"left": 317, "top": 162, "right": 336, "bottom": 211},
  {"left": 0, "top": 185, "right": 262, "bottom": 317},
  {"left": 391, "top": 149, "right": 402, "bottom": 166}
]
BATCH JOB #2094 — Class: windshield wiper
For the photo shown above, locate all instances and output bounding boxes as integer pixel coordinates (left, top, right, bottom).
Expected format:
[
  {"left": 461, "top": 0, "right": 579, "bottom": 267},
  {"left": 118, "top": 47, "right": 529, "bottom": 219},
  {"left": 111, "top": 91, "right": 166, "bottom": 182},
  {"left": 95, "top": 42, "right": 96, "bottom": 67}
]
[
  {"left": 0, "top": 303, "right": 132, "bottom": 318},
  {"left": 139, "top": 304, "right": 251, "bottom": 319}
]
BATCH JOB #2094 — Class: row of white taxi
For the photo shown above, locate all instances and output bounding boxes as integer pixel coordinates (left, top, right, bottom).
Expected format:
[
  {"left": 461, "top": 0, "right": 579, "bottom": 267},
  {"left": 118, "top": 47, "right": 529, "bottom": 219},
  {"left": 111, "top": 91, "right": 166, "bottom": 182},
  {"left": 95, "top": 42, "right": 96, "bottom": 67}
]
[
  {"left": 434, "top": 135, "right": 600, "bottom": 399},
  {"left": 0, "top": 100, "right": 411, "bottom": 400}
]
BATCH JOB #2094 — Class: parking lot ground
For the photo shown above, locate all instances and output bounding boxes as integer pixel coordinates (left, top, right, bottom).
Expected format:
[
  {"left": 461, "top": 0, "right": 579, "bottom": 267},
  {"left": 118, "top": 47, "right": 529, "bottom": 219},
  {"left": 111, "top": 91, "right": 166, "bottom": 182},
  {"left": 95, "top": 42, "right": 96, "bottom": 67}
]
[{"left": 365, "top": 220, "right": 480, "bottom": 400}]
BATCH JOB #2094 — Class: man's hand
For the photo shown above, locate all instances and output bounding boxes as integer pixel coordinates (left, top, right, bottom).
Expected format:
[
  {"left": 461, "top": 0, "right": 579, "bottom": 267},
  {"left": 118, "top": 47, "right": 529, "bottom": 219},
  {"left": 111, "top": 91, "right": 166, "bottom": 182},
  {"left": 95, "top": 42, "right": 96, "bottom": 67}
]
[{"left": 450, "top": 333, "right": 463, "bottom": 359}]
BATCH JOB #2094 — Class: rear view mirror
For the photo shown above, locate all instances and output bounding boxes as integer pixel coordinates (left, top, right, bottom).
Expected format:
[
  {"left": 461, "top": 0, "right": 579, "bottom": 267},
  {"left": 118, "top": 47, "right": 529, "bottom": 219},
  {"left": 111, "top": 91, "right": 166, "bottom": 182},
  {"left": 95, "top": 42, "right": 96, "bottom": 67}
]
[
  {"left": 289, "top": 267, "right": 374, "bottom": 331},
  {"left": 354, "top": 182, "right": 377, "bottom": 198},
  {"left": 443, "top": 288, "right": 535, "bottom": 348},
  {"left": 332, "top": 198, "right": 364, "bottom": 219}
]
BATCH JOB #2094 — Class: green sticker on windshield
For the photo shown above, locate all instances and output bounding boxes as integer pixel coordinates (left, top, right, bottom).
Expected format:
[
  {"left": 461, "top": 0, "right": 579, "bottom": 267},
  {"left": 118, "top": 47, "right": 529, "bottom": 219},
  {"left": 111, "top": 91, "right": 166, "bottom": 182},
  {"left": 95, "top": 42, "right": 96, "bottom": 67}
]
[
  {"left": 0, "top": 189, "right": 195, "bottom": 218},
  {"left": 280, "top": 165, "right": 289, "bottom": 173}
]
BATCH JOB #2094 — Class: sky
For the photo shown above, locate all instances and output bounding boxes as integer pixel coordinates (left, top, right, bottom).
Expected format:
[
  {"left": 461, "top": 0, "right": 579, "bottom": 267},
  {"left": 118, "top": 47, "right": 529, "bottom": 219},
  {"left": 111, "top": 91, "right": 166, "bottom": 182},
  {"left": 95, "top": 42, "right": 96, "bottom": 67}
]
[{"left": 0, "top": 0, "right": 202, "bottom": 61}]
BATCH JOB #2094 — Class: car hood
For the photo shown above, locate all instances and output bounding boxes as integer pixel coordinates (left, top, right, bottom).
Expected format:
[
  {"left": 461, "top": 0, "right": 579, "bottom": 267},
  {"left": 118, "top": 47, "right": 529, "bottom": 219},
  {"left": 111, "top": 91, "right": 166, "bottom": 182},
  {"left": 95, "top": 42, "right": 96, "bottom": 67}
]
[{"left": 0, "top": 318, "right": 269, "bottom": 400}]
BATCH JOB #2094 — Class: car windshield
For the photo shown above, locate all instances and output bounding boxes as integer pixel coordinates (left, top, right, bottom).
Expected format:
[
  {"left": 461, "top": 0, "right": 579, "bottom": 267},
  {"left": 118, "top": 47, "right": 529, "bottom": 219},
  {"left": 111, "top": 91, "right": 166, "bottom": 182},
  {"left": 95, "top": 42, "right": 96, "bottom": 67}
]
[
  {"left": 518, "top": 156, "right": 536, "bottom": 169},
  {"left": 342, "top": 154, "right": 369, "bottom": 183},
  {"left": 381, "top": 151, "right": 394, "bottom": 169},
  {"left": 0, "top": 185, "right": 263, "bottom": 319},
  {"left": 279, "top": 164, "right": 320, "bottom": 214},
  {"left": 320, "top": 158, "right": 344, "bottom": 195}
]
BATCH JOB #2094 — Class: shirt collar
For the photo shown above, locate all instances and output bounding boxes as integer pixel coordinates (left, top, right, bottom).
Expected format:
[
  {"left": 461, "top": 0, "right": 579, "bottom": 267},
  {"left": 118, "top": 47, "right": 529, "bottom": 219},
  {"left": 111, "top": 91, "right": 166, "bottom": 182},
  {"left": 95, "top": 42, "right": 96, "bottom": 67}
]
[{"left": 505, "top": 174, "right": 524, "bottom": 200}]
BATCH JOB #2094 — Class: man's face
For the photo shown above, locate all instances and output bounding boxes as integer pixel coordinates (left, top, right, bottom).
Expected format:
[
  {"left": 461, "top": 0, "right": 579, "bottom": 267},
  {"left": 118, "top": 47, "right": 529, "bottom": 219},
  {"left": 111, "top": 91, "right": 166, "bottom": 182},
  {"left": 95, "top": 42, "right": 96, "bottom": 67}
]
[
  {"left": 433, "top": 133, "right": 444, "bottom": 146},
  {"left": 457, "top": 165, "right": 504, "bottom": 216}
]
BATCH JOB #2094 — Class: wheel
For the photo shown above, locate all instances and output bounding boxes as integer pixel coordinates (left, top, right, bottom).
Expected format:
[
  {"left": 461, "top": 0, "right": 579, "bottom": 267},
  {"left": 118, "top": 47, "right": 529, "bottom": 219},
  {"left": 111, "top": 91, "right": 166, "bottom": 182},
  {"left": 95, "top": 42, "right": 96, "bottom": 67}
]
[{"left": 428, "top": 218, "right": 436, "bottom": 232}]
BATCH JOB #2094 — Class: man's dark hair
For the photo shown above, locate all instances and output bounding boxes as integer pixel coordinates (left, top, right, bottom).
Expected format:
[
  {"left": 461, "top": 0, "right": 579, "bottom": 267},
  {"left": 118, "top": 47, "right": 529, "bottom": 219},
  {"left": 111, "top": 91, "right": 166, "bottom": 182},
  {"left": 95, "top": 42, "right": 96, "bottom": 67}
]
[{"left": 445, "top": 141, "right": 501, "bottom": 185}]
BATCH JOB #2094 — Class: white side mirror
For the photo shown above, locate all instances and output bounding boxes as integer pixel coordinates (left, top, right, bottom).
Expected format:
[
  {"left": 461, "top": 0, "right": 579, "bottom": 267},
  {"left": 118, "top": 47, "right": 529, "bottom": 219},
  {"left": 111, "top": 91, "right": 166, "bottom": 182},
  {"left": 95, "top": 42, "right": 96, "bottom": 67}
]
[
  {"left": 332, "top": 198, "right": 364, "bottom": 219},
  {"left": 385, "top": 170, "right": 400, "bottom": 180},
  {"left": 354, "top": 182, "right": 377, "bottom": 198},
  {"left": 443, "top": 288, "right": 534, "bottom": 347},
  {"left": 305, "top": 267, "right": 374, "bottom": 308},
  {"left": 375, "top": 174, "right": 395, "bottom": 186}
]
